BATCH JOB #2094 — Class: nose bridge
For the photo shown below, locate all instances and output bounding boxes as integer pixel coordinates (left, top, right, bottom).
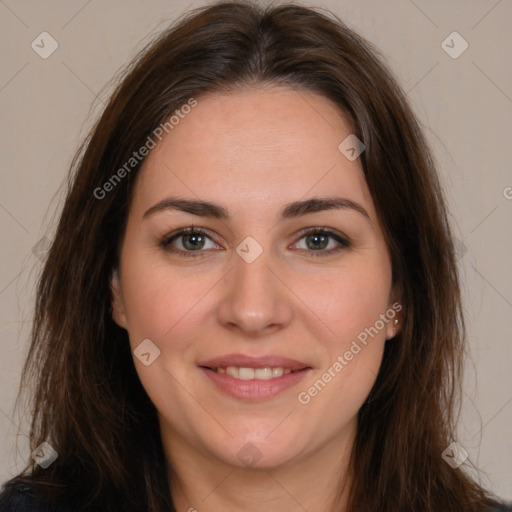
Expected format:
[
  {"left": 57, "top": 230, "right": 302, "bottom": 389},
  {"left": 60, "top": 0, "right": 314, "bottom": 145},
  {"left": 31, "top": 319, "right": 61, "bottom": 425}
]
[
  {"left": 235, "top": 238, "right": 274, "bottom": 302},
  {"left": 216, "top": 235, "right": 293, "bottom": 335}
]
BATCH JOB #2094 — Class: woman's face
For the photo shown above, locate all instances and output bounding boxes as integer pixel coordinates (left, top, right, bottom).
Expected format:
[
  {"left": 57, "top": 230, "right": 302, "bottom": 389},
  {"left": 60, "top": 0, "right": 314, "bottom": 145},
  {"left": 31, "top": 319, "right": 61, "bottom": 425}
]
[{"left": 111, "top": 86, "right": 399, "bottom": 470}]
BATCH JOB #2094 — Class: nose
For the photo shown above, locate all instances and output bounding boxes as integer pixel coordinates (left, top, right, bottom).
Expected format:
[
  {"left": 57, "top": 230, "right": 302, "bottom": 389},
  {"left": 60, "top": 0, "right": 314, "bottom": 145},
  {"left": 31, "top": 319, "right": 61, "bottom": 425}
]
[{"left": 216, "top": 241, "right": 294, "bottom": 338}]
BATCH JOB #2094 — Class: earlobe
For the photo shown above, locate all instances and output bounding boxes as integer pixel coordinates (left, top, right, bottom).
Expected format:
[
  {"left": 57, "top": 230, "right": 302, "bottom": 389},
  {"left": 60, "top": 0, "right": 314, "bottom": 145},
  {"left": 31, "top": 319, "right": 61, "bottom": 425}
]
[
  {"left": 385, "top": 293, "right": 403, "bottom": 340},
  {"left": 110, "top": 269, "right": 128, "bottom": 329},
  {"left": 385, "top": 316, "right": 401, "bottom": 340}
]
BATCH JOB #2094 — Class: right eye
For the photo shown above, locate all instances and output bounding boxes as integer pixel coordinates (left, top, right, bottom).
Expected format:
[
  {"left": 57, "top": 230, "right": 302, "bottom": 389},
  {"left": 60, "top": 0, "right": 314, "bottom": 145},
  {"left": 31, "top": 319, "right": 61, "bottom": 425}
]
[{"left": 159, "top": 226, "right": 223, "bottom": 258}]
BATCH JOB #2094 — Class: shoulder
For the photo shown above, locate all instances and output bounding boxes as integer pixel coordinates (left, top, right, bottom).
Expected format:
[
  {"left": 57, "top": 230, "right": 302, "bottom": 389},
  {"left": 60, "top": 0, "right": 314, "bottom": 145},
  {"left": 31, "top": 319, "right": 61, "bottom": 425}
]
[
  {"left": 487, "top": 500, "right": 512, "bottom": 512},
  {"left": 0, "top": 479, "right": 42, "bottom": 512},
  {"left": 0, "top": 478, "right": 72, "bottom": 512}
]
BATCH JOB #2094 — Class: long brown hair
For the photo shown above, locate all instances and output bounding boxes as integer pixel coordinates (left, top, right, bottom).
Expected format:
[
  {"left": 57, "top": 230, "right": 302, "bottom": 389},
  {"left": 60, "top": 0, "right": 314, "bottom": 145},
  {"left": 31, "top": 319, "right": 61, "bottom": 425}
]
[{"left": 3, "top": 1, "right": 506, "bottom": 511}]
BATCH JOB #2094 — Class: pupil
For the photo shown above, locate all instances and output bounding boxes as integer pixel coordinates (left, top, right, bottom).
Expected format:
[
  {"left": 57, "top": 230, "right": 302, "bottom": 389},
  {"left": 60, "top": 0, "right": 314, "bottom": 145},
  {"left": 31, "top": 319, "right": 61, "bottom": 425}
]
[
  {"left": 308, "top": 234, "right": 327, "bottom": 250},
  {"left": 184, "top": 233, "right": 204, "bottom": 250}
]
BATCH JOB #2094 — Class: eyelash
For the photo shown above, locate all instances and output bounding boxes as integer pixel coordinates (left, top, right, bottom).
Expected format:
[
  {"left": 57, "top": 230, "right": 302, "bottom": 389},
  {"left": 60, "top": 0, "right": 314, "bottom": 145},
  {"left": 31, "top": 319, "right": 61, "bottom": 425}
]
[{"left": 159, "top": 225, "right": 351, "bottom": 258}]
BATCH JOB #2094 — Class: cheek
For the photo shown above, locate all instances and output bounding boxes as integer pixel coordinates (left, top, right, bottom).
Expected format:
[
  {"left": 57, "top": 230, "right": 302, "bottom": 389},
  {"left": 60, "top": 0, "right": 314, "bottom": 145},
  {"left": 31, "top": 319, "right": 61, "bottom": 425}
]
[
  {"left": 119, "top": 252, "right": 214, "bottom": 346},
  {"left": 292, "top": 251, "right": 391, "bottom": 409},
  {"left": 311, "top": 261, "right": 392, "bottom": 402},
  {"left": 294, "top": 254, "right": 392, "bottom": 348}
]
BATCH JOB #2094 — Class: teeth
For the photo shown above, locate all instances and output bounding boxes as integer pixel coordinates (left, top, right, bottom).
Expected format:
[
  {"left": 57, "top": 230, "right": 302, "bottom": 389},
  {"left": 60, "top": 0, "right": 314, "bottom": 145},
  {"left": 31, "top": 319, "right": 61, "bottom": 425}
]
[
  {"left": 226, "top": 366, "right": 239, "bottom": 378},
  {"left": 272, "top": 367, "right": 283, "bottom": 378},
  {"left": 216, "top": 366, "right": 294, "bottom": 380},
  {"left": 255, "top": 367, "right": 273, "bottom": 380},
  {"left": 238, "top": 367, "right": 254, "bottom": 380}
]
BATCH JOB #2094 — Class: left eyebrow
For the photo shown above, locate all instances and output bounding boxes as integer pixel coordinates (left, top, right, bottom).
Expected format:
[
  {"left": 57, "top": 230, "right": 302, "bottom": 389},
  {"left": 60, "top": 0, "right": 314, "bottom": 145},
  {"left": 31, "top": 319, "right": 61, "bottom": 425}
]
[{"left": 142, "top": 196, "right": 371, "bottom": 223}]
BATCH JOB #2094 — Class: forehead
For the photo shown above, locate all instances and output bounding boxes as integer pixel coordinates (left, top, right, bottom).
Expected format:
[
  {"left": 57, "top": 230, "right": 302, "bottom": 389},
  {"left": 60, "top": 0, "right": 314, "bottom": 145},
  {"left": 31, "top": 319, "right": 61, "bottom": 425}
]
[{"left": 133, "top": 86, "right": 376, "bottom": 223}]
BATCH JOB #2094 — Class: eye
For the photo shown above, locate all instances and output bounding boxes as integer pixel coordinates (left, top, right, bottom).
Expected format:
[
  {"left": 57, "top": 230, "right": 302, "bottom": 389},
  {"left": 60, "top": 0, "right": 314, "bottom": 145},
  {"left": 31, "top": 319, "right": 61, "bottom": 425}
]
[
  {"left": 290, "top": 227, "right": 350, "bottom": 257},
  {"left": 160, "top": 226, "right": 221, "bottom": 258}
]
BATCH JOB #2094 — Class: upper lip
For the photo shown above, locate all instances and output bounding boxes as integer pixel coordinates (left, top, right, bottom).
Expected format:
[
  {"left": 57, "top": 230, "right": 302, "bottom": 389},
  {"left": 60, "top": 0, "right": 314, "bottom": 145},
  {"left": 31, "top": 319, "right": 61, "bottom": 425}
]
[{"left": 198, "top": 353, "right": 311, "bottom": 371}]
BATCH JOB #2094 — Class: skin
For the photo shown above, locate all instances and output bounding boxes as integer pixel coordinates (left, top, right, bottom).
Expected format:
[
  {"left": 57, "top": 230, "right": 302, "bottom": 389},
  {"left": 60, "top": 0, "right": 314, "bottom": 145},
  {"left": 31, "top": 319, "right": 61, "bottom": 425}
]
[{"left": 110, "top": 86, "right": 401, "bottom": 512}]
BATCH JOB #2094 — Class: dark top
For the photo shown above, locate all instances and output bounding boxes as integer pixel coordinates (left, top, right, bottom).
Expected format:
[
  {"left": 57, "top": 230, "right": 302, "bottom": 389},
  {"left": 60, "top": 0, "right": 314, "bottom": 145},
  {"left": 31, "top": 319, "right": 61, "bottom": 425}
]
[{"left": 0, "top": 478, "right": 511, "bottom": 511}]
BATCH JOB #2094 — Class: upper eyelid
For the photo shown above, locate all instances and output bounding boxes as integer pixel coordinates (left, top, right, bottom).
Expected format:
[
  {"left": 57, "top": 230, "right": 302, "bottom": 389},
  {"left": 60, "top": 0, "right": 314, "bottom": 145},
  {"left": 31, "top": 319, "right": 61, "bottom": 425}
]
[{"left": 161, "top": 226, "right": 218, "bottom": 245}]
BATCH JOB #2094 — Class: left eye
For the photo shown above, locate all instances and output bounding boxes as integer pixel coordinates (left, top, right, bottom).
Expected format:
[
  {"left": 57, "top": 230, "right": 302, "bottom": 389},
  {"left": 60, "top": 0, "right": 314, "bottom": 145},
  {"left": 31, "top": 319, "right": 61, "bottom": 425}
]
[
  {"left": 292, "top": 229, "right": 349, "bottom": 255},
  {"left": 160, "top": 227, "right": 350, "bottom": 258}
]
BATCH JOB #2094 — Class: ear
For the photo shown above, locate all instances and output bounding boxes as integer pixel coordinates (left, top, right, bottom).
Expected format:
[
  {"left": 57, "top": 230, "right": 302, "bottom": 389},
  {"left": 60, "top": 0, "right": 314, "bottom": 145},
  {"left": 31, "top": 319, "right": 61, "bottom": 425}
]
[{"left": 110, "top": 269, "right": 128, "bottom": 329}]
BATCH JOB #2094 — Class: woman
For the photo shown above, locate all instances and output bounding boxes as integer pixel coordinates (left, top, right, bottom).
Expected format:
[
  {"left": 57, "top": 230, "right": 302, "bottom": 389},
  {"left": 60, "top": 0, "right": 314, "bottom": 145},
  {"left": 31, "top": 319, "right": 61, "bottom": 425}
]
[{"left": 0, "top": 1, "right": 510, "bottom": 511}]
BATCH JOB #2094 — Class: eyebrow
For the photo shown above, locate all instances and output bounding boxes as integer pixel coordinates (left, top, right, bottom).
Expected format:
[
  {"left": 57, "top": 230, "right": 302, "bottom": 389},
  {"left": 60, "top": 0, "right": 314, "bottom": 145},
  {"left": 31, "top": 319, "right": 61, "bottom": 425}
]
[{"left": 142, "top": 196, "right": 371, "bottom": 222}]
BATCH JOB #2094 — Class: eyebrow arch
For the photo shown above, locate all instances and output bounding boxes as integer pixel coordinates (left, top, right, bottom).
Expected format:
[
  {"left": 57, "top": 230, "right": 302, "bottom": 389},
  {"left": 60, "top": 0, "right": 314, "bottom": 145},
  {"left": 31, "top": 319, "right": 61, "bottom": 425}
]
[{"left": 143, "top": 196, "right": 371, "bottom": 222}]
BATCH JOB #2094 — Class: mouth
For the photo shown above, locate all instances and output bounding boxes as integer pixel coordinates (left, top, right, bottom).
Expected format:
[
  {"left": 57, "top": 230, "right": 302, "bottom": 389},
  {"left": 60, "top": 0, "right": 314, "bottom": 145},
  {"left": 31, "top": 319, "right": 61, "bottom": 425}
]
[{"left": 197, "top": 354, "right": 312, "bottom": 400}]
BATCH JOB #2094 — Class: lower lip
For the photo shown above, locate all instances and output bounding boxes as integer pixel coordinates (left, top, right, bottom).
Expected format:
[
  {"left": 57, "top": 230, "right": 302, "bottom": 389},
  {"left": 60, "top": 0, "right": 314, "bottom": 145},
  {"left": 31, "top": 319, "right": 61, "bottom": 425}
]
[{"left": 199, "top": 367, "right": 311, "bottom": 401}]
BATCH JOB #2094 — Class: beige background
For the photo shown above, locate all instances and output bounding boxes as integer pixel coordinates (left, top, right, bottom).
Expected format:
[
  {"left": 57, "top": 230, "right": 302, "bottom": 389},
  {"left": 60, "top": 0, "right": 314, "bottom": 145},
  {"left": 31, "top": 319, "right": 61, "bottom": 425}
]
[{"left": 1, "top": 0, "right": 511, "bottom": 500}]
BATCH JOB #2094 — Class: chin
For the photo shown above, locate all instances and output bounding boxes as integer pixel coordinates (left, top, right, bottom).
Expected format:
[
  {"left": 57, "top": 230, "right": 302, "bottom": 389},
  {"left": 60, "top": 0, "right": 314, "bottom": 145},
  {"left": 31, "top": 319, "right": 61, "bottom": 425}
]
[{"left": 210, "top": 428, "right": 307, "bottom": 470}]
